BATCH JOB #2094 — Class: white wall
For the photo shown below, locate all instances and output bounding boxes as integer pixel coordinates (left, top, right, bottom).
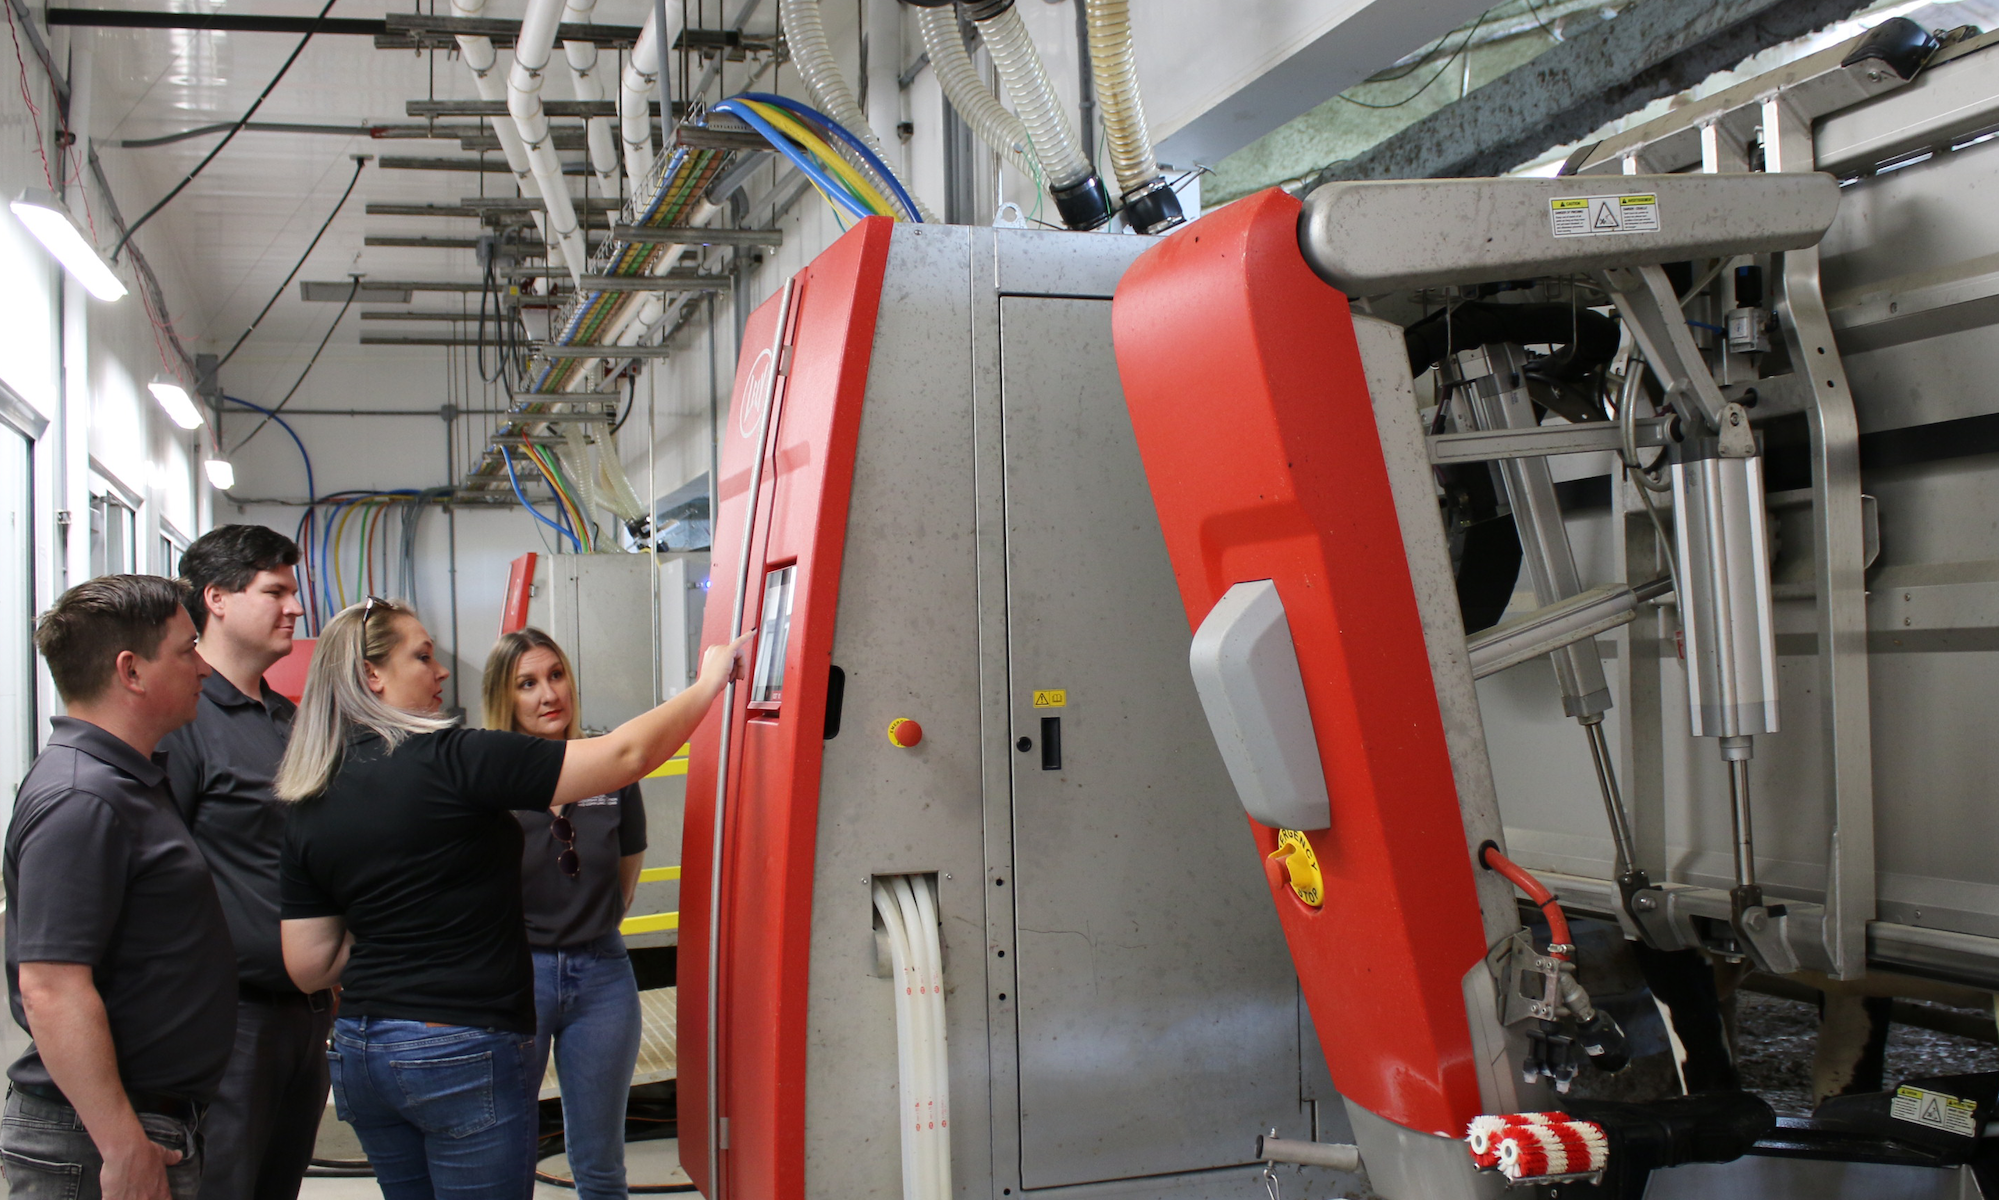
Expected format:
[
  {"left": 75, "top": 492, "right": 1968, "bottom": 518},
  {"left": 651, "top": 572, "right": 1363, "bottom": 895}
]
[{"left": 0, "top": 25, "right": 208, "bottom": 786}]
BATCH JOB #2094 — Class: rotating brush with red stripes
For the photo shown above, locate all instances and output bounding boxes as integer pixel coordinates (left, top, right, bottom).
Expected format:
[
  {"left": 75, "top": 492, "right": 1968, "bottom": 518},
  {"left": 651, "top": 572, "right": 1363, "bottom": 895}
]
[{"left": 1465, "top": 1112, "right": 1608, "bottom": 1180}]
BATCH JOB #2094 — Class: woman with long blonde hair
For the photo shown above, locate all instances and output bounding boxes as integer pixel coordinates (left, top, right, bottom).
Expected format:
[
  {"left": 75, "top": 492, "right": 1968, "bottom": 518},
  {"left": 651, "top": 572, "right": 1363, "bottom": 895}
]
[
  {"left": 273, "top": 598, "right": 748, "bottom": 1197},
  {"left": 482, "top": 628, "right": 645, "bottom": 1199}
]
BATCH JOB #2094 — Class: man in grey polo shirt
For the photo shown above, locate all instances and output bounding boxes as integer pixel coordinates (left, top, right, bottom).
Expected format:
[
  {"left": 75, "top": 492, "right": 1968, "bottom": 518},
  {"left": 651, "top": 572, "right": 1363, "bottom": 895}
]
[
  {"left": 5, "top": 574, "right": 236, "bottom": 1200},
  {"left": 160, "top": 526, "right": 323, "bottom": 1200}
]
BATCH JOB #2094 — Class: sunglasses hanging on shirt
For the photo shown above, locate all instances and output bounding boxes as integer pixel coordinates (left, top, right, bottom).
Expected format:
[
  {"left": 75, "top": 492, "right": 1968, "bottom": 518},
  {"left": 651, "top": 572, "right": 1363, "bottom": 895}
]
[{"left": 551, "top": 812, "right": 580, "bottom": 878}]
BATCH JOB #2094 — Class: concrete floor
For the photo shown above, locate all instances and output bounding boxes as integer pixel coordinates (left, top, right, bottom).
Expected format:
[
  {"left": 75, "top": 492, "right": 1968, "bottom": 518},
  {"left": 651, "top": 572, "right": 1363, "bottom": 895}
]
[{"left": 297, "top": 1137, "right": 693, "bottom": 1198}]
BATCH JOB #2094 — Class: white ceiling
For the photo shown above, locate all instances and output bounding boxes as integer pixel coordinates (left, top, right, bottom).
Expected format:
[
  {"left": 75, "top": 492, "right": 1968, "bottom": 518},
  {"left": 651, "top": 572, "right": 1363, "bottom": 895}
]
[{"left": 70, "top": 0, "right": 781, "bottom": 393}]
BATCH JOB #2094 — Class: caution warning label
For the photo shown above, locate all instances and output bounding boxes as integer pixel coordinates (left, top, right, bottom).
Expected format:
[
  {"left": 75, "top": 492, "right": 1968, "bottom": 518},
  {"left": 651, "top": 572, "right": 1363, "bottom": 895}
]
[
  {"left": 1031, "top": 689, "right": 1067, "bottom": 708},
  {"left": 1890, "top": 1085, "right": 1979, "bottom": 1138},
  {"left": 1549, "top": 193, "right": 1660, "bottom": 238}
]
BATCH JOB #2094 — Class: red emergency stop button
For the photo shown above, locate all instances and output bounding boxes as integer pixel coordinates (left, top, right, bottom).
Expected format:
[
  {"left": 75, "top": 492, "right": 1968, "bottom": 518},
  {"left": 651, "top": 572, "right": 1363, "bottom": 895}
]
[{"left": 887, "top": 718, "right": 923, "bottom": 748}]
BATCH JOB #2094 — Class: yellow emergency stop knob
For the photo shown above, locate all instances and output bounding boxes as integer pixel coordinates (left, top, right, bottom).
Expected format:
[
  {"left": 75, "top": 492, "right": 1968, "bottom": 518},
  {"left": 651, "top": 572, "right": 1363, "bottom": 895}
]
[{"left": 1268, "top": 829, "right": 1324, "bottom": 908}]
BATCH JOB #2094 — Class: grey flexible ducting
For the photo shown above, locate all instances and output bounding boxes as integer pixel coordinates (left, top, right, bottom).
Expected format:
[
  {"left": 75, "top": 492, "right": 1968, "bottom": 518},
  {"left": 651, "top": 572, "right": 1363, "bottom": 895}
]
[
  {"left": 958, "top": 0, "right": 1107, "bottom": 226},
  {"left": 912, "top": 5, "right": 1039, "bottom": 182}
]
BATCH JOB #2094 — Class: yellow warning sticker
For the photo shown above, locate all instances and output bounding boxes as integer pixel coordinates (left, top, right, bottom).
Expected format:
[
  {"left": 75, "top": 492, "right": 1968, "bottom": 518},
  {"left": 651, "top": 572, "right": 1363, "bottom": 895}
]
[
  {"left": 1550, "top": 193, "right": 1660, "bottom": 238},
  {"left": 1031, "top": 689, "right": 1067, "bottom": 708},
  {"left": 1891, "top": 1085, "right": 1979, "bottom": 1138}
]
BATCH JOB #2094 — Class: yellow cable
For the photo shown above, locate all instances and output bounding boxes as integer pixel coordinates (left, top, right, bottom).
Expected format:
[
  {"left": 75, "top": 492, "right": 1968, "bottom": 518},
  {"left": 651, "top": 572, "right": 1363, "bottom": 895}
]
[
  {"left": 527, "top": 445, "right": 591, "bottom": 551},
  {"left": 739, "top": 100, "right": 897, "bottom": 218}
]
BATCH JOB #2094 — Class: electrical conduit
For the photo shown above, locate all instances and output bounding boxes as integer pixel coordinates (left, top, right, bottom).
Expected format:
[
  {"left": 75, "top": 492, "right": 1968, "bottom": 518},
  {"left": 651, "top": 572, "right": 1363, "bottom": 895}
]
[
  {"left": 960, "top": 0, "right": 1108, "bottom": 228},
  {"left": 777, "top": 0, "right": 934, "bottom": 219},
  {"left": 872, "top": 876, "right": 953, "bottom": 1199},
  {"left": 1080, "top": 0, "right": 1181, "bottom": 232},
  {"left": 509, "top": 0, "right": 593, "bottom": 284},
  {"left": 906, "top": 876, "right": 952, "bottom": 1197},
  {"left": 559, "top": 0, "right": 623, "bottom": 197},
  {"left": 874, "top": 882, "right": 927, "bottom": 1199}
]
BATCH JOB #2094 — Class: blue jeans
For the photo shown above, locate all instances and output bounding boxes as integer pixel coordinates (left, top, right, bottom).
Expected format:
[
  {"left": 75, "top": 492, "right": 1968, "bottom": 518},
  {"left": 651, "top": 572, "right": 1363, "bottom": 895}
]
[
  {"left": 530, "top": 933, "right": 642, "bottom": 1200},
  {"left": 328, "top": 1017, "right": 537, "bottom": 1200}
]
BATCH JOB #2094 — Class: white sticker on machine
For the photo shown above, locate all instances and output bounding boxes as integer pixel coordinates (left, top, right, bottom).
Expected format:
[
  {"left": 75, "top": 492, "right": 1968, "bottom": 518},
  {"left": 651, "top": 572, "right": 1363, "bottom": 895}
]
[
  {"left": 1890, "top": 1085, "right": 1979, "bottom": 1137},
  {"left": 1549, "top": 194, "right": 1660, "bottom": 238}
]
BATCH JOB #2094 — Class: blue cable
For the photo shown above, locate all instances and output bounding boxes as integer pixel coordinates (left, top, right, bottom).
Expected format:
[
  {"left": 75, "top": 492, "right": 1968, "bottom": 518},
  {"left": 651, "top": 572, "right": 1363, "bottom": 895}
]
[
  {"left": 738, "top": 92, "right": 924, "bottom": 222},
  {"left": 712, "top": 99, "right": 874, "bottom": 221},
  {"left": 501, "top": 446, "right": 582, "bottom": 551},
  {"left": 222, "top": 395, "right": 314, "bottom": 504}
]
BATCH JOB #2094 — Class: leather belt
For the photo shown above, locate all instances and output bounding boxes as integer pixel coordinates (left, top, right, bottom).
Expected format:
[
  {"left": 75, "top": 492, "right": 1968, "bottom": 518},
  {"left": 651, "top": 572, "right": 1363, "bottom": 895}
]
[{"left": 14, "top": 1082, "right": 204, "bottom": 1122}]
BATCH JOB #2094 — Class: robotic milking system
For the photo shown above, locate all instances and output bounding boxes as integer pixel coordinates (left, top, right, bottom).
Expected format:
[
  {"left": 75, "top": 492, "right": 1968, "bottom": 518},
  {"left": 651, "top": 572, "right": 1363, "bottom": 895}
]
[{"left": 627, "top": 15, "right": 1999, "bottom": 1199}]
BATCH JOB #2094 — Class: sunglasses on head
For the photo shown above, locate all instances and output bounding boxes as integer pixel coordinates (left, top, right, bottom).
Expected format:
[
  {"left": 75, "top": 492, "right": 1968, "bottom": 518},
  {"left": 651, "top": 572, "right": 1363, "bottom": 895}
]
[{"left": 357, "top": 596, "right": 390, "bottom": 660}]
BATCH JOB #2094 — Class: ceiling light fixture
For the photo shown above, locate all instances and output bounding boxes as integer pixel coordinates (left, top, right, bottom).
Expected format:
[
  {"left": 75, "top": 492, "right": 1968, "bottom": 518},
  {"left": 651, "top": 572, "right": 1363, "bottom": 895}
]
[
  {"left": 9, "top": 189, "right": 128, "bottom": 301},
  {"left": 204, "top": 458, "right": 236, "bottom": 490},
  {"left": 149, "top": 377, "right": 205, "bottom": 430}
]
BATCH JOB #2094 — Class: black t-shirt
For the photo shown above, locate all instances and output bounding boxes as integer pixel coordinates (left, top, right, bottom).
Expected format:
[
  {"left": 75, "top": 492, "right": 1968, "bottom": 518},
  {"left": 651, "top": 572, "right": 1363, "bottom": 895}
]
[
  {"left": 518, "top": 783, "right": 647, "bottom": 948},
  {"left": 6, "top": 718, "right": 237, "bottom": 1101},
  {"left": 161, "top": 672, "right": 300, "bottom": 994},
  {"left": 279, "top": 727, "right": 565, "bottom": 1033}
]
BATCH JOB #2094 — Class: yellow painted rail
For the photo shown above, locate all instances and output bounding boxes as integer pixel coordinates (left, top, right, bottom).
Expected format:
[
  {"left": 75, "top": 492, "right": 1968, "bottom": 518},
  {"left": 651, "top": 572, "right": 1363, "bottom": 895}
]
[
  {"left": 621, "top": 864, "right": 682, "bottom": 934},
  {"left": 645, "top": 743, "right": 693, "bottom": 779}
]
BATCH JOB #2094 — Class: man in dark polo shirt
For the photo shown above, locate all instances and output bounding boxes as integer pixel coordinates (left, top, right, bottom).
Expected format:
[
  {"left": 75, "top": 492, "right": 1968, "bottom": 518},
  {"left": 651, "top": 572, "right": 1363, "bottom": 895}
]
[
  {"left": 5, "top": 574, "right": 236, "bottom": 1200},
  {"left": 159, "top": 526, "right": 322, "bottom": 1200}
]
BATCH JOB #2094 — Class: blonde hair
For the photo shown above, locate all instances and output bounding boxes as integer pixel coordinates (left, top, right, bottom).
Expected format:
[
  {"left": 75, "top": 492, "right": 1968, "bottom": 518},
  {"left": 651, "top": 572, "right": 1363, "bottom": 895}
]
[
  {"left": 274, "top": 599, "right": 455, "bottom": 802},
  {"left": 480, "top": 627, "right": 582, "bottom": 739}
]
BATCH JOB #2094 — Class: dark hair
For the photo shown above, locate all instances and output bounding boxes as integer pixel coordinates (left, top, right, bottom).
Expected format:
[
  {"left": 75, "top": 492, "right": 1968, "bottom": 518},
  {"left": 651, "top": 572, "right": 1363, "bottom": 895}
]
[
  {"left": 35, "top": 574, "right": 194, "bottom": 703},
  {"left": 179, "top": 524, "right": 300, "bottom": 631}
]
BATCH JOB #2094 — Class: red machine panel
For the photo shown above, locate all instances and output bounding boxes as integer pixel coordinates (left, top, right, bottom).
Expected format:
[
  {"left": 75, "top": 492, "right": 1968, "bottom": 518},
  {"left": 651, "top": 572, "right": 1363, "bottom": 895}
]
[
  {"left": 1111, "top": 190, "right": 1490, "bottom": 1136},
  {"left": 680, "top": 217, "right": 894, "bottom": 1197},
  {"left": 500, "top": 551, "right": 537, "bottom": 635}
]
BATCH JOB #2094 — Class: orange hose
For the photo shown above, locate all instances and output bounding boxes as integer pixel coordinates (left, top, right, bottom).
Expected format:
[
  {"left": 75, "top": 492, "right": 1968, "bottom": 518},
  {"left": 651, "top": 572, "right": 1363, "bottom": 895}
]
[{"left": 1480, "top": 843, "right": 1573, "bottom": 957}]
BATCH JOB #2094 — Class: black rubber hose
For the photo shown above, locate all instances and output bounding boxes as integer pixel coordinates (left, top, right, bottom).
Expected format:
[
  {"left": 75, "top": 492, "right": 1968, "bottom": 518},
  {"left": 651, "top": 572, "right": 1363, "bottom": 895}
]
[{"left": 1404, "top": 301, "right": 1621, "bottom": 381}]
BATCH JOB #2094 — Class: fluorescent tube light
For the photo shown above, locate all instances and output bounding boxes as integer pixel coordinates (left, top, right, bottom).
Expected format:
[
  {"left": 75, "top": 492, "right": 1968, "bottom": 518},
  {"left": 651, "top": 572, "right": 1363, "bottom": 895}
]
[
  {"left": 204, "top": 459, "right": 235, "bottom": 490},
  {"left": 9, "top": 189, "right": 127, "bottom": 301},
  {"left": 149, "top": 377, "right": 205, "bottom": 430}
]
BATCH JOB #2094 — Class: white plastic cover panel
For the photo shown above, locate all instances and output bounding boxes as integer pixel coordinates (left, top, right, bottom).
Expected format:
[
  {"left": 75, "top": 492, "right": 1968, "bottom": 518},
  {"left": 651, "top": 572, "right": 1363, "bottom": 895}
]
[{"left": 1189, "top": 579, "right": 1332, "bottom": 831}]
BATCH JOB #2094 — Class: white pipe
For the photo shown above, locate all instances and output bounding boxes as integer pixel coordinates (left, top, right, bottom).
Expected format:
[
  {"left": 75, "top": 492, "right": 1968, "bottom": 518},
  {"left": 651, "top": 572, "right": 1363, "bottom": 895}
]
[
  {"left": 509, "top": 0, "right": 592, "bottom": 284},
  {"left": 910, "top": 876, "right": 952, "bottom": 1198},
  {"left": 891, "top": 876, "right": 941, "bottom": 1197},
  {"left": 874, "top": 883, "right": 925, "bottom": 1200},
  {"left": 559, "top": 0, "right": 623, "bottom": 197},
  {"left": 618, "top": 8, "right": 681, "bottom": 194},
  {"left": 450, "top": 0, "right": 547, "bottom": 241}
]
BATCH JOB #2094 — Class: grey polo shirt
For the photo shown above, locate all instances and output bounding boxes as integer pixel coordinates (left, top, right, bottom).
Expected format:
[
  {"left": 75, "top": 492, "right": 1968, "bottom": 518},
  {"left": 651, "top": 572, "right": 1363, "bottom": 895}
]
[
  {"left": 5, "top": 717, "right": 237, "bottom": 1102},
  {"left": 161, "top": 671, "right": 300, "bottom": 995}
]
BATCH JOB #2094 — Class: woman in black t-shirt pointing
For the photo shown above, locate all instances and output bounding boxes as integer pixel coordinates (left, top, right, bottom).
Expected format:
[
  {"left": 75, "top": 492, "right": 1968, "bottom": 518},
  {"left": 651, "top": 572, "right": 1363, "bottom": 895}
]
[{"left": 272, "top": 598, "right": 748, "bottom": 1198}]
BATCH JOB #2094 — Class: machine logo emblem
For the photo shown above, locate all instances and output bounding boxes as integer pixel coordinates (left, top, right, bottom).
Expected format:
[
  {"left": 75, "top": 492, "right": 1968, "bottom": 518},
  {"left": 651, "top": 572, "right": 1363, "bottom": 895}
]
[{"left": 739, "top": 347, "right": 776, "bottom": 439}]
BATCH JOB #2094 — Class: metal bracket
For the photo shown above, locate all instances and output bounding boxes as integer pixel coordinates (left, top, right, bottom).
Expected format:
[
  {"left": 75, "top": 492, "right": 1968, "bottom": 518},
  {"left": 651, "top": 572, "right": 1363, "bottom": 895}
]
[
  {"left": 1730, "top": 884, "right": 1804, "bottom": 975},
  {"left": 1493, "top": 931, "right": 1569, "bottom": 1027},
  {"left": 1599, "top": 263, "right": 1732, "bottom": 433},
  {"left": 1428, "top": 416, "right": 1673, "bottom": 465}
]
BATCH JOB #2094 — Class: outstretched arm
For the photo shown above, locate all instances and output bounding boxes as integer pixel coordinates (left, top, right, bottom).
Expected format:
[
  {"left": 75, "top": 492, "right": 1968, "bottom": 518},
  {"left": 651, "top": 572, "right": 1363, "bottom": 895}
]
[{"left": 552, "top": 631, "right": 754, "bottom": 805}]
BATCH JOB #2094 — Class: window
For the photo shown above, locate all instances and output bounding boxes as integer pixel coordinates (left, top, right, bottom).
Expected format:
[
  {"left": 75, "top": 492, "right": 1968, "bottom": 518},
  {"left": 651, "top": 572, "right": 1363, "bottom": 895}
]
[
  {"left": 157, "top": 523, "right": 187, "bottom": 577},
  {"left": 0, "top": 427, "right": 31, "bottom": 829},
  {"left": 749, "top": 564, "right": 796, "bottom": 708},
  {"left": 89, "top": 487, "right": 137, "bottom": 578}
]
